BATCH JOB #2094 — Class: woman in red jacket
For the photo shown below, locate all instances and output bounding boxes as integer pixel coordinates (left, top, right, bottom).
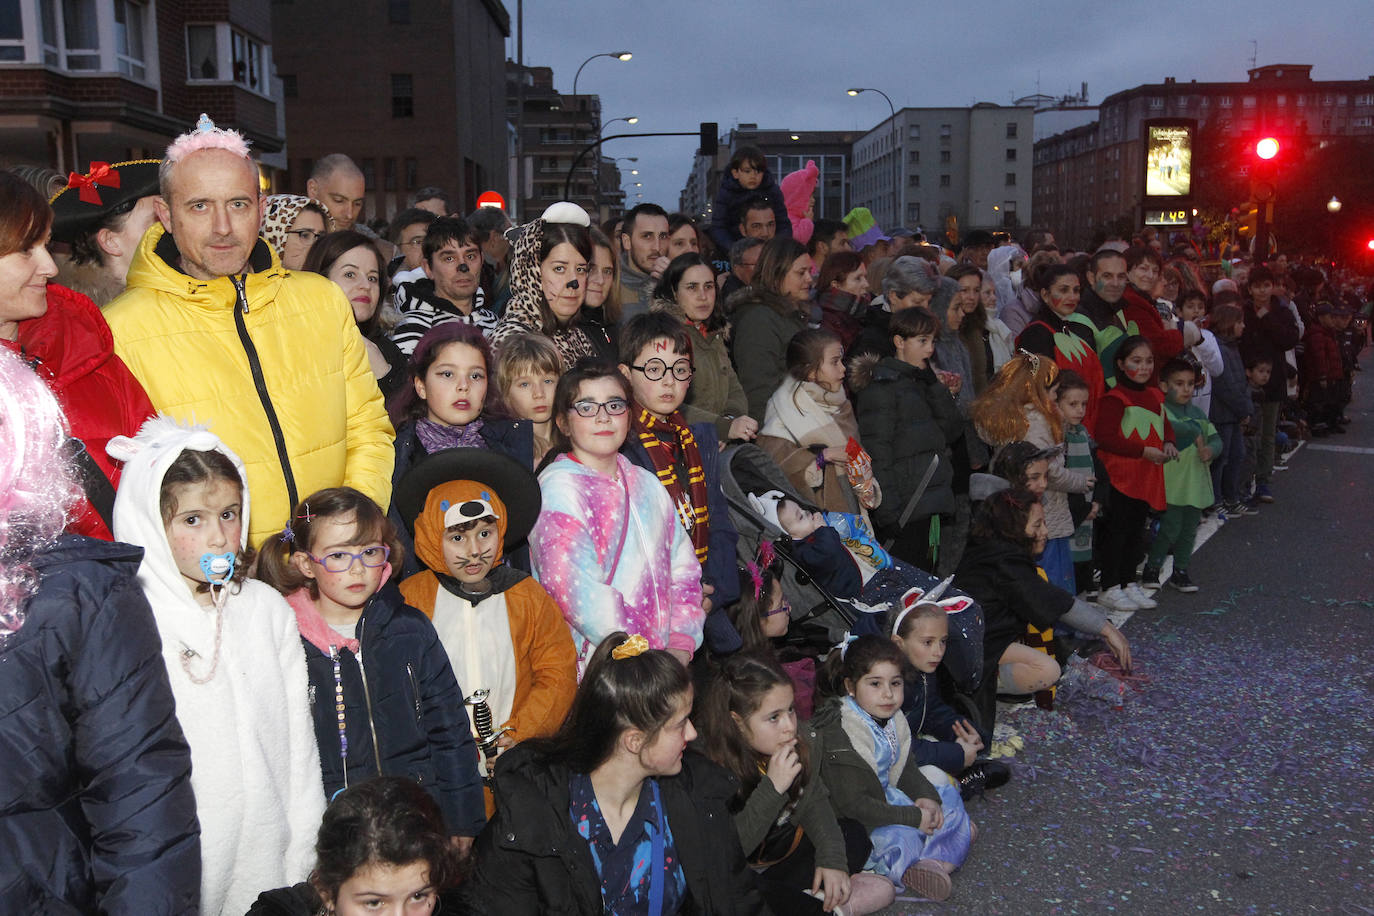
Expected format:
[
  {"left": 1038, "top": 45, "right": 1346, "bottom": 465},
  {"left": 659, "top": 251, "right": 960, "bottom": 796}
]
[{"left": 0, "top": 172, "right": 153, "bottom": 539}]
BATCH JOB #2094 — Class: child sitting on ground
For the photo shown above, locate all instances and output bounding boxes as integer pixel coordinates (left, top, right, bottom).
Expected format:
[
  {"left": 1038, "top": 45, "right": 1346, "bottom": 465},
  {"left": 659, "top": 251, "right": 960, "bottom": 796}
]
[
  {"left": 258, "top": 487, "right": 486, "bottom": 843},
  {"left": 718, "top": 550, "right": 821, "bottom": 718},
  {"left": 1144, "top": 360, "right": 1222, "bottom": 592},
  {"left": 889, "top": 602, "right": 1010, "bottom": 800},
  {"left": 813, "top": 635, "right": 975, "bottom": 903},
  {"left": 694, "top": 654, "right": 896, "bottom": 915},
  {"left": 393, "top": 448, "right": 578, "bottom": 803}
]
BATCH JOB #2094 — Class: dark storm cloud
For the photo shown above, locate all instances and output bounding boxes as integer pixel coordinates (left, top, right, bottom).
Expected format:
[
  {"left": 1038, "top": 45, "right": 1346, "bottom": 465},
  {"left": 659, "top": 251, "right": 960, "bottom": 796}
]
[{"left": 513, "top": 0, "right": 1372, "bottom": 213}]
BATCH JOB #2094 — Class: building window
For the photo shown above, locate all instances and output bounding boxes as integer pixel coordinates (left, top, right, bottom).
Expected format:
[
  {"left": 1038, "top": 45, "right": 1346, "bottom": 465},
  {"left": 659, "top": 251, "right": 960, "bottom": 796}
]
[
  {"left": 907, "top": 174, "right": 920, "bottom": 187},
  {"left": 61, "top": 0, "right": 100, "bottom": 70},
  {"left": 186, "top": 24, "right": 218, "bottom": 79},
  {"left": 1218, "top": 96, "right": 1232, "bottom": 108},
  {"left": 939, "top": 149, "right": 951, "bottom": 164},
  {"left": 0, "top": 0, "right": 24, "bottom": 60},
  {"left": 1338, "top": 94, "right": 1349, "bottom": 105},
  {"left": 1242, "top": 96, "right": 1256, "bottom": 108},
  {"left": 391, "top": 73, "right": 414, "bottom": 118},
  {"left": 1353, "top": 116, "right": 1372, "bottom": 128},
  {"left": 1276, "top": 94, "right": 1286, "bottom": 106},
  {"left": 1005, "top": 148, "right": 1017, "bottom": 161},
  {"left": 908, "top": 150, "right": 919, "bottom": 164},
  {"left": 360, "top": 158, "right": 376, "bottom": 191},
  {"left": 231, "top": 29, "right": 263, "bottom": 90},
  {"left": 113, "top": 0, "right": 146, "bottom": 80},
  {"left": 907, "top": 203, "right": 920, "bottom": 221},
  {"left": 187, "top": 23, "right": 272, "bottom": 95},
  {"left": 388, "top": 0, "right": 409, "bottom": 23},
  {"left": 908, "top": 124, "right": 920, "bottom": 140},
  {"left": 404, "top": 157, "right": 418, "bottom": 190},
  {"left": 383, "top": 157, "right": 397, "bottom": 191},
  {"left": 1356, "top": 93, "right": 1374, "bottom": 106},
  {"left": 281, "top": 73, "right": 296, "bottom": 97},
  {"left": 939, "top": 123, "right": 951, "bottom": 138},
  {"left": 1005, "top": 172, "right": 1016, "bottom": 186},
  {"left": 1148, "top": 96, "right": 1163, "bottom": 109},
  {"left": 1006, "top": 122, "right": 1017, "bottom": 139},
  {"left": 939, "top": 174, "right": 950, "bottom": 188}
]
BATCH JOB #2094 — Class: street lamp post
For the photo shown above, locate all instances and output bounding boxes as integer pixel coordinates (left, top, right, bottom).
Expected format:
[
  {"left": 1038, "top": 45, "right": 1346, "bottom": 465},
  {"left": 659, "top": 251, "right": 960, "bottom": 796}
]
[
  {"left": 572, "top": 51, "right": 632, "bottom": 97},
  {"left": 595, "top": 117, "right": 638, "bottom": 212},
  {"left": 848, "top": 87, "right": 900, "bottom": 229}
]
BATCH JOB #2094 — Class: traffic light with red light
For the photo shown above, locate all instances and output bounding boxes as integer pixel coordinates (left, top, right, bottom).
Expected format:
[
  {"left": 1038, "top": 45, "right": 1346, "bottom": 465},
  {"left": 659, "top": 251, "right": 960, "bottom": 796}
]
[{"left": 1255, "top": 137, "right": 1279, "bottom": 160}]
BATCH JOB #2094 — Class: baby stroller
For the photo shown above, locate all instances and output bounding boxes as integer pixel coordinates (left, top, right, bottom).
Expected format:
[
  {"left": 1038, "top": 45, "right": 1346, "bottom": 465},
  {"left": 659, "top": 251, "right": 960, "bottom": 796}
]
[
  {"left": 720, "top": 443, "right": 857, "bottom": 645},
  {"left": 721, "top": 443, "right": 986, "bottom": 696}
]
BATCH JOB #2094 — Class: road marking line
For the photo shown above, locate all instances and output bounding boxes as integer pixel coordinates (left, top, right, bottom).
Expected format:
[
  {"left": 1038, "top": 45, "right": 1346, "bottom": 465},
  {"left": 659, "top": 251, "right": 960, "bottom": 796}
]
[{"left": 1305, "top": 444, "right": 1374, "bottom": 454}]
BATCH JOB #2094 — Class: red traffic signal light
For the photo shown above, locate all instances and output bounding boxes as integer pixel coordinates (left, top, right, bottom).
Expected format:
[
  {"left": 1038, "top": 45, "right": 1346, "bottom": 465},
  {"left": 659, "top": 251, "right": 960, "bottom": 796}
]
[
  {"left": 1366, "top": 238, "right": 1374, "bottom": 252},
  {"left": 1255, "top": 137, "right": 1280, "bottom": 160}
]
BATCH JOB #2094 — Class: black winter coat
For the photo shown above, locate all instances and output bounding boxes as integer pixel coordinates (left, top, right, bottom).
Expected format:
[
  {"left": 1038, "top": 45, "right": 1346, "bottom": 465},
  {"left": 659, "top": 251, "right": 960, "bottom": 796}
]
[
  {"left": 1240, "top": 299, "right": 1301, "bottom": 402},
  {"left": 851, "top": 356, "right": 963, "bottom": 529},
  {"left": 389, "top": 418, "right": 535, "bottom": 578},
  {"left": 0, "top": 536, "right": 200, "bottom": 914},
  {"left": 1209, "top": 336, "right": 1253, "bottom": 425},
  {"left": 300, "top": 583, "right": 486, "bottom": 837},
  {"left": 954, "top": 536, "right": 1073, "bottom": 667},
  {"left": 458, "top": 745, "right": 771, "bottom": 915},
  {"left": 901, "top": 670, "right": 985, "bottom": 775}
]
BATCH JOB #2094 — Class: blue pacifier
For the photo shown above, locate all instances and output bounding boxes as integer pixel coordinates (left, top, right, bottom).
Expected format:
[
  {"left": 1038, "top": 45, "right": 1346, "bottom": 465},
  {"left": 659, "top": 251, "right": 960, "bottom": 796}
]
[{"left": 199, "top": 552, "right": 236, "bottom": 586}]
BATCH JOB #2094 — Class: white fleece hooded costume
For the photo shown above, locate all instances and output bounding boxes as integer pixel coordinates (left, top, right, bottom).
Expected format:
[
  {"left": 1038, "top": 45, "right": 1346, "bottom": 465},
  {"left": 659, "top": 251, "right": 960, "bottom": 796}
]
[{"left": 108, "top": 418, "right": 325, "bottom": 916}]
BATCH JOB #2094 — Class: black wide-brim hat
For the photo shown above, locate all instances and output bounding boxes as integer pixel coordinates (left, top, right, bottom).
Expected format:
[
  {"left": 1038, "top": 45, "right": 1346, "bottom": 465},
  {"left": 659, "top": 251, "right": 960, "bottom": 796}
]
[
  {"left": 49, "top": 159, "right": 162, "bottom": 243},
  {"left": 394, "top": 448, "right": 541, "bottom": 547}
]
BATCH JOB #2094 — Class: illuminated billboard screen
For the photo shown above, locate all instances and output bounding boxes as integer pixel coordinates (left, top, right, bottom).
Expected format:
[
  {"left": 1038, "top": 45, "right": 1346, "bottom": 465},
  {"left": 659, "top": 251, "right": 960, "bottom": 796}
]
[{"left": 1145, "top": 124, "right": 1193, "bottom": 198}]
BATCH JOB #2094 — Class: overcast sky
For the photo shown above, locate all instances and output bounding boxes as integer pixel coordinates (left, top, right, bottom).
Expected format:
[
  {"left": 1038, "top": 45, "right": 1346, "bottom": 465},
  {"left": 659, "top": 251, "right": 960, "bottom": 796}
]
[{"left": 510, "top": 0, "right": 1372, "bottom": 213}]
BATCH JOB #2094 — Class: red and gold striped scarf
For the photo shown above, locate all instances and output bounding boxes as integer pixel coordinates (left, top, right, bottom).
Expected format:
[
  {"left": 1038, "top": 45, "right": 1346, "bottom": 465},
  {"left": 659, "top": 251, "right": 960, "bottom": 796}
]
[{"left": 632, "top": 407, "right": 711, "bottom": 563}]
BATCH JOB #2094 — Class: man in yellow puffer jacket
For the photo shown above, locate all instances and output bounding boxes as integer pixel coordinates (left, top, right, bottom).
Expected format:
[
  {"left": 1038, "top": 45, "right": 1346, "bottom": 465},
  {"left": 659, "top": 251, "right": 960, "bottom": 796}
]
[{"left": 105, "top": 116, "right": 394, "bottom": 548}]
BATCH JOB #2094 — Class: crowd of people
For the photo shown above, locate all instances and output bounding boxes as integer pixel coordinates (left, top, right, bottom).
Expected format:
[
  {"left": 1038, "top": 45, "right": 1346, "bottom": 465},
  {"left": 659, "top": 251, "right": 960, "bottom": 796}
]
[{"left": 1, "top": 118, "right": 1369, "bottom": 916}]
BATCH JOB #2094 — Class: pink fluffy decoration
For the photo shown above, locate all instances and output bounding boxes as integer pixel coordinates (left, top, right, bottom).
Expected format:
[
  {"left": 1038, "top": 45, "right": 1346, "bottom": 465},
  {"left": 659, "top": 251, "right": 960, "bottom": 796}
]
[
  {"left": 164, "top": 113, "right": 252, "bottom": 163},
  {"left": 0, "top": 348, "right": 80, "bottom": 639}
]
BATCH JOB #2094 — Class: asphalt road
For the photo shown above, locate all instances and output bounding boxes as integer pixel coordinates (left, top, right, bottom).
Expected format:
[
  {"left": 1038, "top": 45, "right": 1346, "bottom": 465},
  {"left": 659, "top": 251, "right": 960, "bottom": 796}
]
[{"left": 876, "top": 380, "right": 1374, "bottom": 916}]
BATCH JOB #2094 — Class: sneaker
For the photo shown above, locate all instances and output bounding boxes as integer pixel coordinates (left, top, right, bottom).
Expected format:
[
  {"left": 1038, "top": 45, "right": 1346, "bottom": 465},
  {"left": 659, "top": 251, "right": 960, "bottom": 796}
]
[
  {"left": 902, "top": 862, "right": 953, "bottom": 902},
  {"left": 1140, "top": 565, "right": 1162, "bottom": 590},
  {"left": 1167, "top": 570, "right": 1200, "bottom": 593},
  {"left": 1245, "top": 497, "right": 1264, "bottom": 513},
  {"left": 1227, "top": 500, "right": 1260, "bottom": 516},
  {"left": 1254, "top": 482, "right": 1275, "bottom": 503},
  {"left": 958, "top": 758, "right": 1012, "bottom": 800},
  {"left": 1125, "top": 582, "right": 1158, "bottom": 609},
  {"left": 1096, "top": 585, "right": 1142, "bottom": 611}
]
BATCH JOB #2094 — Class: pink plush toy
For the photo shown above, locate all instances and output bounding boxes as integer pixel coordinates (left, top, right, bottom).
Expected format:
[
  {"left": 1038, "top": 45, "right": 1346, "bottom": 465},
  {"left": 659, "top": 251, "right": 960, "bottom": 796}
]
[{"left": 780, "top": 159, "right": 819, "bottom": 246}]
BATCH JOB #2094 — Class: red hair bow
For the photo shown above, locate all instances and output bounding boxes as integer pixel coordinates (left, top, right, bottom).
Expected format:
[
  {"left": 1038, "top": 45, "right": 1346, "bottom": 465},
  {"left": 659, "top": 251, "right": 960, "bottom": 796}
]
[{"left": 67, "top": 162, "right": 121, "bottom": 205}]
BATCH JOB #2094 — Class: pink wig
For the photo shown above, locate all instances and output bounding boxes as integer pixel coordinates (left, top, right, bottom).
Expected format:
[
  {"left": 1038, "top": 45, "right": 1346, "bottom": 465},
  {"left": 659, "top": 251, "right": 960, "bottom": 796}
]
[{"left": 0, "top": 348, "right": 80, "bottom": 637}]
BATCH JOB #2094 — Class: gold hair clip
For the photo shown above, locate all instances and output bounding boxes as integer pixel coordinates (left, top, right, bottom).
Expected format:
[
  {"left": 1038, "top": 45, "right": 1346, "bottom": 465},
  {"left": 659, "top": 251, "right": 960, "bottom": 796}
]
[
  {"left": 611, "top": 634, "right": 650, "bottom": 660},
  {"left": 1017, "top": 348, "right": 1041, "bottom": 373}
]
